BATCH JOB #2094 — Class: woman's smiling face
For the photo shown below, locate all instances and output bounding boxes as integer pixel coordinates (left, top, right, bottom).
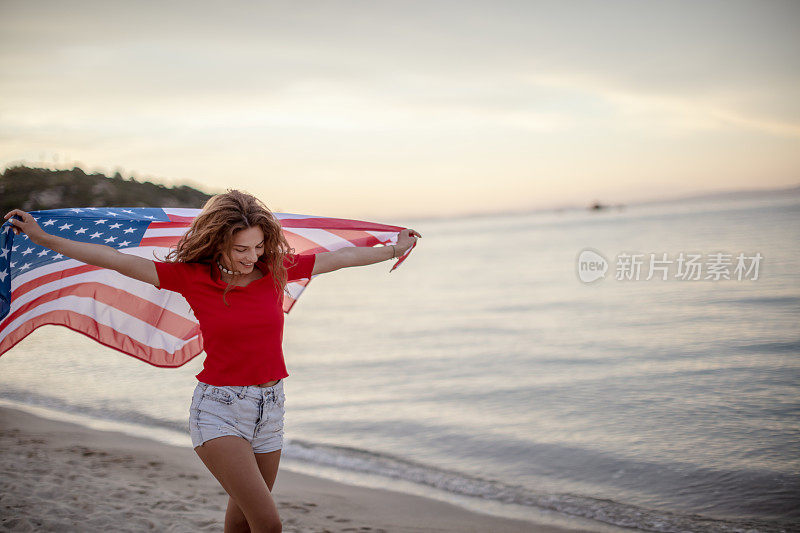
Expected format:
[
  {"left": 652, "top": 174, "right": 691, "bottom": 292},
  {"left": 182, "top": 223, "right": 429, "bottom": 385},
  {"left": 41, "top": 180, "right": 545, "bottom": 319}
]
[{"left": 221, "top": 226, "right": 265, "bottom": 273}]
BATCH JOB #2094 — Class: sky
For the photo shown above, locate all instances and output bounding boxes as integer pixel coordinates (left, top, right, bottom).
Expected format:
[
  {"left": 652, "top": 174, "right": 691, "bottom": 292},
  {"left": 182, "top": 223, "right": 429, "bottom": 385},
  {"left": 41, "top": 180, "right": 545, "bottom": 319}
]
[{"left": 1, "top": 0, "right": 798, "bottom": 220}]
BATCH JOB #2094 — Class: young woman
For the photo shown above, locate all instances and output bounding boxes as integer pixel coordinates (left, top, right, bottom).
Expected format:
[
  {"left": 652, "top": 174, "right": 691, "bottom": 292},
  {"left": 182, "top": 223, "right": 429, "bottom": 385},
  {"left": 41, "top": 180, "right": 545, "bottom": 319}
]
[{"left": 3, "top": 190, "right": 420, "bottom": 533}]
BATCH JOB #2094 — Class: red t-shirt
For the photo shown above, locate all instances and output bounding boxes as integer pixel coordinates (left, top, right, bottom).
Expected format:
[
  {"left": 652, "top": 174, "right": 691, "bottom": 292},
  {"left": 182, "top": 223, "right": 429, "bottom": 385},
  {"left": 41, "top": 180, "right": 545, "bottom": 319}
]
[{"left": 154, "top": 254, "right": 315, "bottom": 386}]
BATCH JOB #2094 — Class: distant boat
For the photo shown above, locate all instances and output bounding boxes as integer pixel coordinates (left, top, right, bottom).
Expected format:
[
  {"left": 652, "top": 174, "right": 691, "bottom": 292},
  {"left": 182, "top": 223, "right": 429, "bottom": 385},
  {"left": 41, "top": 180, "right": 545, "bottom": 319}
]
[{"left": 588, "top": 201, "right": 625, "bottom": 211}]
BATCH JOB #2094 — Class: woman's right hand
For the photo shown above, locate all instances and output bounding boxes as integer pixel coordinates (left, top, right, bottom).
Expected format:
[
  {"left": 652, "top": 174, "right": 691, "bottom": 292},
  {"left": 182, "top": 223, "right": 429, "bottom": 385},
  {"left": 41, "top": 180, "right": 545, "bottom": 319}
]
[{"left": 3, "top": 209, "right": 50, "bottom": 246}]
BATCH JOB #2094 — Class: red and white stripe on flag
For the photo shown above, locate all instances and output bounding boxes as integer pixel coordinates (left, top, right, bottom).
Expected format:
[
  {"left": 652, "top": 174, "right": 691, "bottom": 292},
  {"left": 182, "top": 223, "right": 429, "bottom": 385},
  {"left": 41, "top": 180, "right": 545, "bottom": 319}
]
[{"left": 0, "top": 207, "right": 415, "bottom": 367}]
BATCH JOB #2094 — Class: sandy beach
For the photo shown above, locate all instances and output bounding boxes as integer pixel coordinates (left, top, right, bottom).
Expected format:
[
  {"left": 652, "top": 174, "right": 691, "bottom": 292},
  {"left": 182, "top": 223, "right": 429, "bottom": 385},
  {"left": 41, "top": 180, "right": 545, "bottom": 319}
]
[{"left": 0, "top": 405, "right": 580, "bottom": 532}]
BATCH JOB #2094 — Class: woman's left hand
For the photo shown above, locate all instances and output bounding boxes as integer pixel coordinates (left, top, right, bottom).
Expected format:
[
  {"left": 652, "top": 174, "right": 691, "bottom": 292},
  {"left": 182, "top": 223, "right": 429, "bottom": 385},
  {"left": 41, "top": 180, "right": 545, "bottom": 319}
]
[{"left": 395, "top": 228, "right": 421, "bottom": 256}]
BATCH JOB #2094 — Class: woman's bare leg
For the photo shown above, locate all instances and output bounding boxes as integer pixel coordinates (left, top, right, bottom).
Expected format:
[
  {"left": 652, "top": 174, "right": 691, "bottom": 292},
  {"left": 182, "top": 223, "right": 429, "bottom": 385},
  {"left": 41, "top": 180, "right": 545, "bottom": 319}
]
[
  {"left": 224, "top": 449, "right": 282, "bottom": 533},
  {"left": 194, "top": 436, "right": 282, "bottom": 533},
  {"left": 255, "top": 449, "right": 282, "bottom": 491}
]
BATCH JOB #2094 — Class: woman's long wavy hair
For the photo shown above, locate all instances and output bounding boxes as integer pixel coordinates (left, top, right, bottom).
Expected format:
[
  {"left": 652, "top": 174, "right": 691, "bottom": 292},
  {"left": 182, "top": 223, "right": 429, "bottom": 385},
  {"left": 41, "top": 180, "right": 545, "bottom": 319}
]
[{"left": 163, "top": 189, "right": 292, "bottom": 306}]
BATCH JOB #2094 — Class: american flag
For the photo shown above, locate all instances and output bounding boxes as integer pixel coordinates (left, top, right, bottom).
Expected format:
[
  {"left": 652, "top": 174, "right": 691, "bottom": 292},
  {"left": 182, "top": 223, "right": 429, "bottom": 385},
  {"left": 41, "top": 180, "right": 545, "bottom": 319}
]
[{"left": 0, "top": 207, "right": 415, "bottom": 367}]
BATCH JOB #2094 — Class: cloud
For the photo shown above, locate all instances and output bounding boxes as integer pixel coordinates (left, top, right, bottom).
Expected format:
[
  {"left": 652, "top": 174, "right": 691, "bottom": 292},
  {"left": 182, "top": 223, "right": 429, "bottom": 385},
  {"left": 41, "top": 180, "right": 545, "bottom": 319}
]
[{"left": 1, "top": 0, "right": 797, "bottom": 216}]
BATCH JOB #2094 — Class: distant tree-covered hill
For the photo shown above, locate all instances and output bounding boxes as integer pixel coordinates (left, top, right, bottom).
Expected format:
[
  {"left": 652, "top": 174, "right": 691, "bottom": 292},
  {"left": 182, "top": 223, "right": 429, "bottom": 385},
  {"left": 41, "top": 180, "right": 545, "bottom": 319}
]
[{"left": 0, "top": 166, "right": 213, "bottom": 212}]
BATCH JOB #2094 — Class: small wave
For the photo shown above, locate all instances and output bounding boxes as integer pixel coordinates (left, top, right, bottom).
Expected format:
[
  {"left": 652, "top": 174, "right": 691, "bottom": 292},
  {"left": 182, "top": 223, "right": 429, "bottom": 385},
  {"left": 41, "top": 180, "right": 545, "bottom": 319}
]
[
  {"left": 0, "top": 388, "right": 187, "bottom": 435},
  {"left": 730, "top": 340, "right": 800, "bottom": 354},
  {"left": 283, "top": 439, "right": 789, "bottom": 533},
  {"left": 701, "top": 295, "right": 800, "bottom": 309}
]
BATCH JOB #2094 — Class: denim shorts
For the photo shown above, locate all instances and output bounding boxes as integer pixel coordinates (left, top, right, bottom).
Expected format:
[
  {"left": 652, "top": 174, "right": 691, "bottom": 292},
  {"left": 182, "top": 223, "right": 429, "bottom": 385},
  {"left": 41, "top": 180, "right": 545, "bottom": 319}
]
[{"left": 189, "top": 379, "right": 285, "bottom": 453}]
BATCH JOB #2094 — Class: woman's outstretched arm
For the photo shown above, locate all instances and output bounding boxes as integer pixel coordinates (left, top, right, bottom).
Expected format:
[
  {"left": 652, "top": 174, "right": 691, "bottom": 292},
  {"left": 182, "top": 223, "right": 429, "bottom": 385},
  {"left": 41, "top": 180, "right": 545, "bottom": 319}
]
[
  {"left": 311, "top": 228, "right": 421, "bottom": 276},
  {"left": 3, "top": 209, "right": 160, "bottom": 287}
]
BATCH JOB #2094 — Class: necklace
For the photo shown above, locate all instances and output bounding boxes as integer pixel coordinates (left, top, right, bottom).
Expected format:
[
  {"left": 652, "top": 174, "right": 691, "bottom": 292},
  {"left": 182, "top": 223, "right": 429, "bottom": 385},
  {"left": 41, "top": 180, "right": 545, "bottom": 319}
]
[{"left": 216, "top": 260, "right": 237, "bottom": 275}]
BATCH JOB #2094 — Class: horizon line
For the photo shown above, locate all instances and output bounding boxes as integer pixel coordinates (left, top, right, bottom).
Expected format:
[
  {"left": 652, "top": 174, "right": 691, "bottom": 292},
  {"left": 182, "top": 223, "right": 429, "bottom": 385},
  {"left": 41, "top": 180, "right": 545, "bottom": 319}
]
[{"left": 3, "top": 162, "right": 798, "bottom": 224}]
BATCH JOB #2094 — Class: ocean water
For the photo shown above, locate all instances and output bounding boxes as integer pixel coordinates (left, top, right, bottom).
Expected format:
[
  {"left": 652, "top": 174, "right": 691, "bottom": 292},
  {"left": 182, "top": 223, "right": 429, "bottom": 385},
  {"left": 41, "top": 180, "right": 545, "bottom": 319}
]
[{"left": 1, "top": 191, "right": 798, "bottom": 532}]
